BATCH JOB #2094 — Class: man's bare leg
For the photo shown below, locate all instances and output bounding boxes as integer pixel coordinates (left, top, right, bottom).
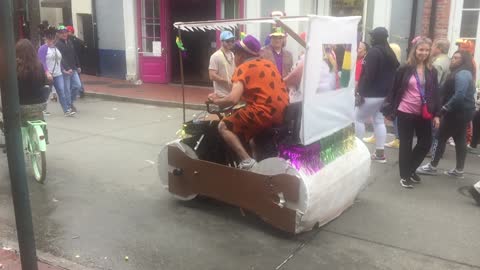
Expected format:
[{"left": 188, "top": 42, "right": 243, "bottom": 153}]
[{"left": 218, "top": 121, "right": 251, "bottom": 161}]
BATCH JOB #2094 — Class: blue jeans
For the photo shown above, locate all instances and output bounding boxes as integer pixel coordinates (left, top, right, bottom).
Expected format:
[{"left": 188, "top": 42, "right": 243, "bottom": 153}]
[
  {"left": 53, "top": 75, "right": 70, "bottom": 112},
  {"left": 63, "top": 71, "right": 82, "bottom": 107}
]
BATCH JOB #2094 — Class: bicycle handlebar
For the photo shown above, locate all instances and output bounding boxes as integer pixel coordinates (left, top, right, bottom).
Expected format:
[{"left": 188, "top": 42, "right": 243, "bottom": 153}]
[{"left": 205, "top": 101, "right": 233, "bottom": 120}]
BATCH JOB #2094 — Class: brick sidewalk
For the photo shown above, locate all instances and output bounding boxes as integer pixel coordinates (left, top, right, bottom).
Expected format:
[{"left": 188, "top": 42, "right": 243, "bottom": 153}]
[
  {"left": 81, "top": 75, "right": 211, "bottom": 109},
  {"left": 0, "top": 248, "right": 65, "bottom": 270}
]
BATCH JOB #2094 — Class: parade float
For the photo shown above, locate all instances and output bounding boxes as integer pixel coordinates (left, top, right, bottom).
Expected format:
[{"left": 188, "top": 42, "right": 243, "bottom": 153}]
[{"left": 158, "top": 15, "right": 371, "bottom": 234}]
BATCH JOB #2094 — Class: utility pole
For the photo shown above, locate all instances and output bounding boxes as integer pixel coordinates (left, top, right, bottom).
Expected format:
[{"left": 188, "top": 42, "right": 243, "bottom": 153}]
[
  {"left": 27, "top": 0, "right": 42, "bottom": 47},
  {"left": 0, "top": 0, "right": 39, "bottom": 269}
]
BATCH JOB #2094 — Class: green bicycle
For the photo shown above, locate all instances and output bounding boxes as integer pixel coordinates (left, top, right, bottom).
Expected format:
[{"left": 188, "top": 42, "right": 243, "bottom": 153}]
[{"left": 0, "top": 109, "right": 48, "bottom": 184}]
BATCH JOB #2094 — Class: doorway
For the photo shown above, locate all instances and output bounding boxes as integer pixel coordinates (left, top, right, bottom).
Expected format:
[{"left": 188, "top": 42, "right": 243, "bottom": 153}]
[
  {"left": 78, "top": 13, "right": 99, "bottom": 75},
  {"left": 137, "top": 0, "right": 170, "bottom": 83},
  {"left": 170, "top": 0, "right": 217, "bottom": 86}
]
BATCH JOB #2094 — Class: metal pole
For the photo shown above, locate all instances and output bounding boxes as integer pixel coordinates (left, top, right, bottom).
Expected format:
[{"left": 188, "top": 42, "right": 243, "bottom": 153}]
[
  {"left": 178, "top": 28, "right": 186, "bottom": 123},
  {"left": 0, "top": 1, "right": 39, "bottom": 269},
  {"left": 429, "top": 0, "right": 438, "bottom": 39},
  {"left": 407, "top": 0, "right": 419, "bottom": 54},
  {"left": 28, "top": 0, "right": 42, "bottom": 48}
]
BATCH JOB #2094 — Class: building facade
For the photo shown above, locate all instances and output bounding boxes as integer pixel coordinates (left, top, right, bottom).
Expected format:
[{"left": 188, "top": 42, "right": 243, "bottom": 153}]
[
  {"left": 127, "top": 0, "right": 392, "bottom": 84},
  {"left": 37, "top": 0, "right": 479, "bottom": 84},
  {"left": 419, "top": 0, "right": 480, "bottom": 76}
]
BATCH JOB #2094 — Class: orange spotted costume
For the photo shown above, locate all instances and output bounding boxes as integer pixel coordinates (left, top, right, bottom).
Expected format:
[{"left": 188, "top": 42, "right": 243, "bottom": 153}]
[{"left": 223, "top": 58, "right": 289, "bottom": 142}]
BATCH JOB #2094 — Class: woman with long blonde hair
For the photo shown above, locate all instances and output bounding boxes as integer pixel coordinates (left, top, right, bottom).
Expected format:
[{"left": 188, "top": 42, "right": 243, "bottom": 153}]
[{"left": 383, "top": 37, "right": 440, "bottom": 188}]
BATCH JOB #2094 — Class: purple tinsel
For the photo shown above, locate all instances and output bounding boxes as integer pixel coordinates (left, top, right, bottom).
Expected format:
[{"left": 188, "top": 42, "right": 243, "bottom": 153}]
[{"left": 279, "top": 143, "right": 323, "bottom": 175}]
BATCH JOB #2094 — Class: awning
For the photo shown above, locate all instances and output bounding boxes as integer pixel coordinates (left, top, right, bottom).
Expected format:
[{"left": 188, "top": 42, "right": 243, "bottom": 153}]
[{"left": 41, "top": 0, "right": 71, "bottom": 8}]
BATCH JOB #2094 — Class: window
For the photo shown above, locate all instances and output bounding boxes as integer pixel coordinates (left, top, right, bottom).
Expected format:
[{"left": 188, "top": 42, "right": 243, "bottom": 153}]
[
  {"left": 331, "top": 0, "right": 364, "bottom": 16},
  {"left": 459, "top": 0, "right": 480, "bottom": 55},
  {"left": 141, "top": 0, "right": 161, "bottom": 54},
  {"left": 223, "top": 0, "right": 240, "bottom": 19}
]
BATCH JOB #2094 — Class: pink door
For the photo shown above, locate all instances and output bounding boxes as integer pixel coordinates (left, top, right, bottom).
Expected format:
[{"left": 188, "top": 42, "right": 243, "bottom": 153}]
[{"left": 137, "top": 0, "right": 170, "bottom": 83}]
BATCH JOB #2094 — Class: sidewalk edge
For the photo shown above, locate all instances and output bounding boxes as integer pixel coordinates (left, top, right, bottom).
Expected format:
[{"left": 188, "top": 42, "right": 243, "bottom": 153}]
[
  {"left": 85, "top": 92, "right": 206, "bottom": 110},
  {"left": 1, "top": 241, "right": 96, "bottom": 270}
]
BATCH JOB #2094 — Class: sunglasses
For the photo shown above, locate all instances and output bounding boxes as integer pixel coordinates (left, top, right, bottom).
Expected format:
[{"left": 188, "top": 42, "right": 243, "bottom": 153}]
[{"left": 224, "top": 39, "right": 235, "bottom": 43}]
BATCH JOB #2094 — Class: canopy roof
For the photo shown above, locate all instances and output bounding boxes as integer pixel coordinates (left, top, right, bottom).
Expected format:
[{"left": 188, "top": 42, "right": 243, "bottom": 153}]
[{"left": 173, "top": 16, "right": 309, "bottom": 32}]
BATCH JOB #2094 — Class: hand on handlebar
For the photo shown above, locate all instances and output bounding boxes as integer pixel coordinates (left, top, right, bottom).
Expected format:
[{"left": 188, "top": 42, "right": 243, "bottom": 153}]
[{"left": 207, "top": 93, "right": 220, "bottom": 103}]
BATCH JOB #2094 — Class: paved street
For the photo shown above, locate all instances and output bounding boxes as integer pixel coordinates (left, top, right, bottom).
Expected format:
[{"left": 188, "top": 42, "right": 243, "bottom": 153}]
[{"left": 0, "top": 98, "right": 479, "bottom": 270}]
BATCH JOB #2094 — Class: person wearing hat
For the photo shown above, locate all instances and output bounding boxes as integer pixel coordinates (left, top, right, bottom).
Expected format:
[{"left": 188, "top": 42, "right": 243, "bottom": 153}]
[
  {"left": 357, "top": 27, "right": 400, "bottom": 163},
  {"left": 66, "top": 25, "right": 86, "bottom": 98},
  {"left": 208, "top": 31, "right": 236, "bottom": 97},
  {"left": 56, "top": 25, "right": 81, "bottom": 114},
  {"left": 38, "top": 26, "right": 74, "bottom": 116},
  {"left": 208, "top": 35, "right": 289, "bottom": 170},
  {"left": 260, "top": 27, "right": 293, "bottom": 78}
]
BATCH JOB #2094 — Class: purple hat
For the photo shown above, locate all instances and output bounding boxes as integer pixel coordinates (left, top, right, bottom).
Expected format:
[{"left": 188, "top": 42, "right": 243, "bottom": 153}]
[{"left": 234, "top": 35, "right": 261, "bottom": 56}]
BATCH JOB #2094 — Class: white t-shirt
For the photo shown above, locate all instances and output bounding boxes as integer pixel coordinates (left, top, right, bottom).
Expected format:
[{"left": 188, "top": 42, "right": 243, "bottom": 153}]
[
  {"left": 209, "top": 49, "right": 235, "bottom": 97},
  {"left": 47, "top": 47, "right": 62, "bottom": 77}
]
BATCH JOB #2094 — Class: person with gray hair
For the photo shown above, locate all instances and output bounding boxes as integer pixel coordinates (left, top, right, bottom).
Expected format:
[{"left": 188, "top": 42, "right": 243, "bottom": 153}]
[
  {"left": 429, "top": 39, "right": 451, "bottom": 157},
  {"left": 432, "top": 39, "right": 451, "bottom": 86}
]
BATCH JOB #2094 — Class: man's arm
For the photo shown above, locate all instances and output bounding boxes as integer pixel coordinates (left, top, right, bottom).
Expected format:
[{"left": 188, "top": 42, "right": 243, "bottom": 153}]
[
  {"left": 211, "top": 81, "right": 244, "bottom": 107},
  {"left": 209, "top": 69, "right": 229, "bottom": 83}
]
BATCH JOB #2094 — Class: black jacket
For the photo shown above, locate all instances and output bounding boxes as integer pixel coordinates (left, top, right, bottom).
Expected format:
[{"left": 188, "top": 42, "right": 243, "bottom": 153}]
[
  {"left": 383, "top": 65, "right": 440, "bottom": 117},
  {"left": 358, "top": 45, "right": 400, "bottom": 98},
  {"left": 68, "top": 35, "right": 85, "bottom": 65},
  {"left": 441, "top": 70, "right": 476, "bottom": 113},
  {"left": 18, "top": 72, "right": 48, "bottom": 105},
  {"left": 56, "top": 38, "right": 80, "bottom": 71}
]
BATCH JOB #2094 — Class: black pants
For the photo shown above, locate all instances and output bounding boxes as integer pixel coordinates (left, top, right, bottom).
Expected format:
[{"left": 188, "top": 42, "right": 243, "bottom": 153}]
[
  {"left": 432, "top": 111, "right": 474, "bottom": 170},
  {"left": 397, "top": 111, "right": 432, "bottom": 179},
  {"left": 471, "top": 110, "right": 480, "bottom": 148}
]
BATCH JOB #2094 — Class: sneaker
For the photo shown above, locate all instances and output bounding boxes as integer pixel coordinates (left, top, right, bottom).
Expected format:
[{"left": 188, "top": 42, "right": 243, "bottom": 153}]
[
  {"left": 400, "top": 178, "right": 414, "bottom": 188},
  {"left": 238, "top": 159, "right": 257, "bottom": 170},
  {"left": 416, "top": 163, "right": 438, "bottom": 175},
  {"left": 468, "top": 186, "right": 480, "bottom": 206},
  {"left": 444, "top": 169, "right": 464, "bottom": 178},
  {"left": 64, "top": 109, "right": 75, "bottom": 117},
  {"left": 71, "top": 105, "right": 77, "bottom": 113},
  {"left": 42, "top": 110, "right": 51, "bottom": 116},
  {"left": 410, "top": 173, "right": 422, "bottom": 183},
  {"left": 467, "top": 145, "right": 480, "bottom": 154},
  {"left": 363, "top": 136, "right": 376, "bottom": 144},
  {"left": 371, "top": 154, "right": 387, "bottom": 163},
  {"left": 448, "top": 138, "right": 455, "bottom": 146},
  {"left": 79, "top": 91, "right": 85, "bottom": 99},
  {"left": 385, "top": 138, "right": 400, "bottom": 148}
]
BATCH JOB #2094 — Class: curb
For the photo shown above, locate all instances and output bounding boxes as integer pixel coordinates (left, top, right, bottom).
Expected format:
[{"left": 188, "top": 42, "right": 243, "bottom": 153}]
[
  {"left": 84, "top": 92, "right": 207, "bottom": 111},
  {"left": 0, "top": 241, "right": 96, "bottom": 270},
  {"left": 82, "top": 93, "right": 396, "bottom": 134}
]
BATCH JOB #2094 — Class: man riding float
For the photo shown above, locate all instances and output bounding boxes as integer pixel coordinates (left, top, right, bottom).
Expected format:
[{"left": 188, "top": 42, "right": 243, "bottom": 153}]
[{"left": 208, "top": 35, "right": 290, "bottom": 170}]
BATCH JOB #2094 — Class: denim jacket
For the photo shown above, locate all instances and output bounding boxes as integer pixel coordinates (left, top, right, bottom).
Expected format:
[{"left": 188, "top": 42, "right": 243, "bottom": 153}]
[{"left": 442, "top": 70, "right": 476, "bottom": 113}]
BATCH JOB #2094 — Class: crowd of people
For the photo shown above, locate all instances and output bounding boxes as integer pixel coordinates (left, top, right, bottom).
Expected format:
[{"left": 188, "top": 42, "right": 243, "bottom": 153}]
[
  {"left": 208, "top": 24, "right": 480, "bottom": 204},
  {"left": 15, "top": 24, "right": 85, "bottom": 118},
  {"left": 354, "top": 27, "right": 480, "bottom": 202}
]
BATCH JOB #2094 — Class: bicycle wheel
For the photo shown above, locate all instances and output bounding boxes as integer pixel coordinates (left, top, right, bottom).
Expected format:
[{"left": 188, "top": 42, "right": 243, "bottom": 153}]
[{"left": 28, "top": 128, "right": 47, "bottom": 183}]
